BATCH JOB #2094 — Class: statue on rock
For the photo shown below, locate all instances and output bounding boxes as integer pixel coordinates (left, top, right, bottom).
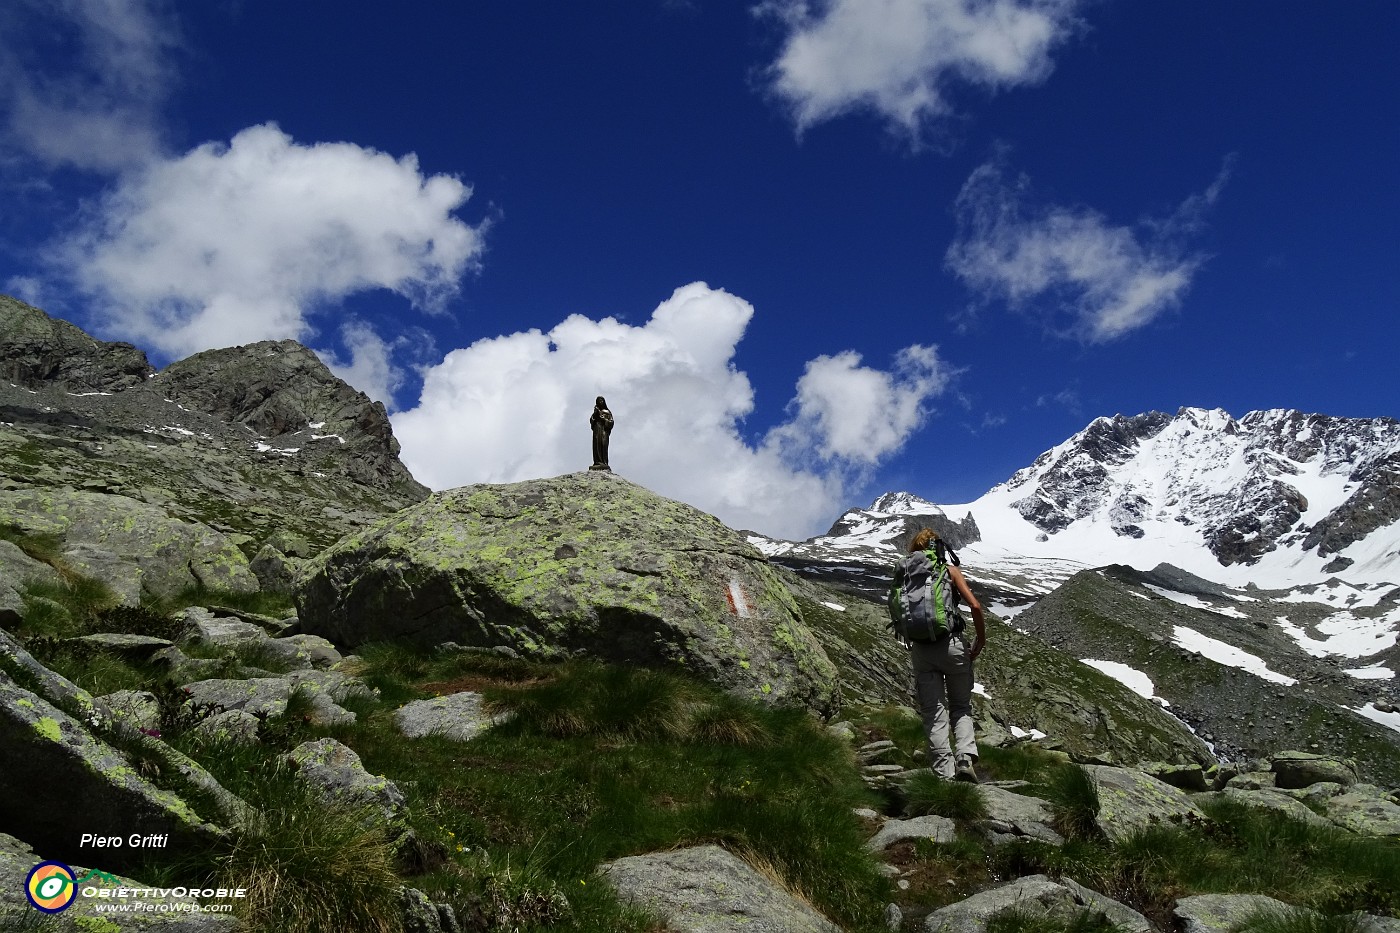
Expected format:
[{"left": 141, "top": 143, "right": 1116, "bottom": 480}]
[{"left": 589, "top": 396, "right": 614, "bottom": 471}]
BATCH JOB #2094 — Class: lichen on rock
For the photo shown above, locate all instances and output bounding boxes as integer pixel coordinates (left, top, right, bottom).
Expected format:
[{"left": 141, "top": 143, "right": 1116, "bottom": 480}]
[{"left": 297, "top": 471, "right": 841, "bottom": 715}]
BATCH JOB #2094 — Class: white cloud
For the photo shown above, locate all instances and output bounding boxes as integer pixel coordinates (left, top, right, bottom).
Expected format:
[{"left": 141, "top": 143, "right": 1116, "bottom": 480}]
[
  {"left": 946, "top": 157, "right": 1223, "bottom": 342},
  {"left": 768, "top": 344, "right": 949, "bottom": 464},
  {"left": 0, "top": 0, "right": 177, "bottom": 170},
  {"left": 393, "top": 282, "right": 949, "bottom": 539},
  {"left": 319, "top": 321, "right": 409, "bottom": 407},
  {"left": 3, "top": 275, "right": 47, "bottom": 309},
  {"left": 759, "top": 0, "right": 1083, "bottom": 137},
  {"left": 59, "top": 123, "right": 486, "bottom": 360}
]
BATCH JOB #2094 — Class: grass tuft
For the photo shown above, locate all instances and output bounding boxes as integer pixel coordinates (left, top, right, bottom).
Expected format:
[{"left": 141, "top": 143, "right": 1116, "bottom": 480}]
[
  {"left": 903, "top": 771, "right": 989, "bottom": 821},
  {"left": 1230, "top": 907, "right": 1368, "bottom": 933},
  {"left": 173, "top": 742, "right": 404, "bottom": 933},
  {"left": 1044, "top": 765, "right": 1102, "bottom": 841}
]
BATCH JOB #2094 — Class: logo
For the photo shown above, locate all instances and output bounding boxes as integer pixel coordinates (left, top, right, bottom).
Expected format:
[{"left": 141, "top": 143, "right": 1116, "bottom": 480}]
[{"left": 25, "top": 862, "right": 77, "bottom": 913}]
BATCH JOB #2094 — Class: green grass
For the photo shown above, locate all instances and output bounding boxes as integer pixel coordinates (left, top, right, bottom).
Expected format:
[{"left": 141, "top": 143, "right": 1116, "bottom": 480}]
[
  {"left": 16, "top": 576, "right": 119, "bottom": 638},
  {"left": 1230, "top": 906, "right": 1369, "bottom": 933},
  {"left": 147, "top": 584, "right": 297, "bottom": 619},
  {"left": 23, "top": 638, "right": 156, "bottom": 695},
  {"left": 978, "top": 743, "right": 1076, "bottom": 786},
  {"left": 0, "top": 526, "right": 65, "bottom": 566},
  {"left": 1042, "top": 765, "right": 1102, "bottom": 841},
  {"left": 9, "top": 570, "right": 1399, "bottom": 933},
  {"left": 310, "top": 651, "right": 894, "bottom": 932},
  {"left": 989, "top": 796, "right": 1400, "bottom": 921},
  {"left": 149, "top": 740, "right": 404, "bottom": 933},
  {"left": 904, "top": 770, "right": 989, "bottom": 821},
  {"left": 181, "top": 638, "right": 302, "bottom": 676}
]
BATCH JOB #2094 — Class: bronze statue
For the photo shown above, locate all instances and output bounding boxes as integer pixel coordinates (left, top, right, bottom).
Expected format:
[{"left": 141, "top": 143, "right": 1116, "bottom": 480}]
[{"left": 589, "top": 396, "right": 614, "bottom": 471}]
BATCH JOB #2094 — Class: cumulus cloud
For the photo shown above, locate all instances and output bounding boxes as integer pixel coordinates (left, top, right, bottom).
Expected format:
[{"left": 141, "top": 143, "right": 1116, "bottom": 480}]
[
  {"left": 0, "top": 0, "right": 177, "bottom": 170},
  {"left": 946, "top": 156, "right": 1228, "bottom": 342},
  {"left": 768, "top": 345, "right": 949, "bottom": 464},
  {"left": 318, "top": 321, "right": 416, "bottom": 407},
  {"left": 759, "top": 0, "right": 1083, "bottom": 137},
  {"left": 393, "top": 282, "right": 949, "bottom": 539},
  {"left": 59, "top": 123, "right": 486, "bottom": 360}
]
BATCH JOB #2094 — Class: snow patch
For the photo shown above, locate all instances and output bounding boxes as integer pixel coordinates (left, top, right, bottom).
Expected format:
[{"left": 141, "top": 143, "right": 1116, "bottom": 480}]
[
  {"left": 1172, "top": 626, "right": 1297, "bottom": 685},
  {"left": 820, "top": 601, "right": 846, "bottom": 612},
  {"left": 1146, "top": 586, "right": 1248, "bottom": 619},
  {"left": 1081, "top": 658, "right": 1166, "bottom": 704},
  {"left": 1274, "top": 611, "right": 1399, "bottom": 659},
  {"left": 1343, "top": 666, "right": 1395, "bottom": 681},
  {"left": 1352, "top": 704, "right": 1400, "bottom": 735},
  {"left": 252, "top": 442, "right": 300, "bottom": 455}
]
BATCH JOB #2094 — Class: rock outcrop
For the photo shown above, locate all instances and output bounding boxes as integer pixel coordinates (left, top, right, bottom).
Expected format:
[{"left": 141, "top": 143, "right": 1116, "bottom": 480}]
[
  {"left": 0, "top": 488, "right": 259, "bottom": 603},
  {"left": 0, "top": 294, "right": 155, "bottom": 392},
  {"left": 154, "top": 339, "right": 423, "bottom": 493},
  {"left": 0, "top": 672, "right": 224, "bottom": 873},
  {"left": 601, "top": 844, "right": 842, "bottom": 933},
  {"left": 298, "top": 471, "right": 842, "bottom": 715},
  {"left": 1, "top": 299, "right": 427, "bottom": 559}
]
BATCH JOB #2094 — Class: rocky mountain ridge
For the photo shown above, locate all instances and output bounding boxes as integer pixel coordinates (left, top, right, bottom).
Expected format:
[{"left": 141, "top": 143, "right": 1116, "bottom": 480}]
[{"left": 1, "top": 296, "right": 426, "bottom": 567}]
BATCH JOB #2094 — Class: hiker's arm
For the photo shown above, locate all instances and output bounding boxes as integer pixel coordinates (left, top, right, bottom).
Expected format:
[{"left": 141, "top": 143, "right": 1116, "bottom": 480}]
[{"left": 949, "top": 566, "right": 986, "bottom": 660}]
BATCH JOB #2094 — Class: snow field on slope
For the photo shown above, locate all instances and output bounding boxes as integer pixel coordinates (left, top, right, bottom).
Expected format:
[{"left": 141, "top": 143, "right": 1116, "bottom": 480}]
[
  {"left": 1173, "top": 626, "right": 1297, "bottom": 685},
  {"left": 1353, "top": 704, "right": 1400, "bottom": 735},
  {"left": 1081, "top": 659, "right": 1168, "bottom": 706},
  {"left": 1272, "top": 608, "right": 1400, "bottom": 659}
]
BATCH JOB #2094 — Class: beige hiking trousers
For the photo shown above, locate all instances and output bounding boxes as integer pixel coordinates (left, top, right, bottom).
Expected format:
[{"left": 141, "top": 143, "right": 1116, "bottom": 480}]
[{"left": 910, "top": 633, "right": 977, "bottom": 779}]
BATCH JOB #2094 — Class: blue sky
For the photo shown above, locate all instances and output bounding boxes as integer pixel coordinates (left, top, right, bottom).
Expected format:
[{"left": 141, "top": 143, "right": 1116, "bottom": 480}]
[{"left": 1, "top": 2, "right": 1396, "bottom": 539}]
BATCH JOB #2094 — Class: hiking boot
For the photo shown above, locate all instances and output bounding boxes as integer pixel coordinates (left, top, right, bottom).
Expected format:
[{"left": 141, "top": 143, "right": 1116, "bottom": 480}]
[{"left": 954, "top": 756, "right": 979, "bottom": 783}]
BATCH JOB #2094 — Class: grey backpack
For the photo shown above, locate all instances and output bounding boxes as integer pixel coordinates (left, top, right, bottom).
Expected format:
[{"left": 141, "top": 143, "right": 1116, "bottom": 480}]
[{"left": 887, "top": 547, "right": 964, "bottom": 644}]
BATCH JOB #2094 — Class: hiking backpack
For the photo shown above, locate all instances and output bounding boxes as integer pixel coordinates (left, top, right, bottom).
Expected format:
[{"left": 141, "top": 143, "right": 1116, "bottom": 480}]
[{"left": 887, "top": 544, "right": 964, "bottom": 644}]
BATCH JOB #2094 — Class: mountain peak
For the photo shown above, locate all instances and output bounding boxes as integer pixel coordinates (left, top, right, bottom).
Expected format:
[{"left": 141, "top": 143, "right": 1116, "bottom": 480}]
[{"left": 868, "top": 491, "right": 942, "bottom": 514}]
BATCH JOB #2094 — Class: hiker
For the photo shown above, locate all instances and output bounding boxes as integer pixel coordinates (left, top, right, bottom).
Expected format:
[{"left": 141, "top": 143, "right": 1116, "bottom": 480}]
[
  {"left": 590, "top": 396, "right": 614, "bottom": 470},
  {"left": 892, "top": 528, "right": 987, "bottom": 782}
]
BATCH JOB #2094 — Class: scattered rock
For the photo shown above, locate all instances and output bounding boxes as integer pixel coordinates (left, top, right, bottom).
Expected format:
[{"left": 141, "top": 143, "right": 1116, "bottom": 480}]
[
  {"left": 189, "top": 709, "right": 262, "bottom": 747},
  {"left": 1213, "top": 788, "right": 1333, "bottom": 828},
  {"left": 182, "top": 677, "right": 294, "bottom": 718},
  {"left": 1323, "top": 786, "right": 1400, "bottom": 836},
  {"left": 1085, "top": 765, "right": 1207, "bottom": 843},
  {"left": 601, "top": 843, "right": 841, "bottom": 933},
  {"left": 0, "top": 488, "right": 259, "bottom": 603},
  {"left": 1173, "top": 893, "right": 1293, "bottom": 933},
  {"left": 977, "top": 785, "right": 1065, "bottom": 845},
  {"left": 0, "top": 673, "right": 223, "bottom": 874},
  {"left": 1141, "top": 761, "right": 1209, "bottom": 792},
  {"left": 1270, "top": 750, "right": 1358, "bottom": 789},
  {"left": 97, "top": 689, "right": 162, "bottom": 733},
  {"left": 866, "top": 815, "right": 957, "bottom": 852},
  {"left": 0, "top": 539, "right": 62, "bottom": 623},
  {"left": 923, "top": 874, "right": 1151, "bottom": 933},
  {"left": 0, "top": 830, "right": 236, "bottom": 930},
  {"left": 395, "top": 692, "right": 509, "bottom": 742},
  {"left": 288, "top": 738, "right": 407, "bottom": 829}
]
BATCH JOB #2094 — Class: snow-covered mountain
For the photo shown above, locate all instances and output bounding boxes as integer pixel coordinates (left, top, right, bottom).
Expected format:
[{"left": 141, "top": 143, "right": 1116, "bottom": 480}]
[
  {"left": 755, "top": 407, "right": 1400, "bottom": 591},
  {"left": 750, "top": 408, "right": 1400, "bottom": 742}
]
